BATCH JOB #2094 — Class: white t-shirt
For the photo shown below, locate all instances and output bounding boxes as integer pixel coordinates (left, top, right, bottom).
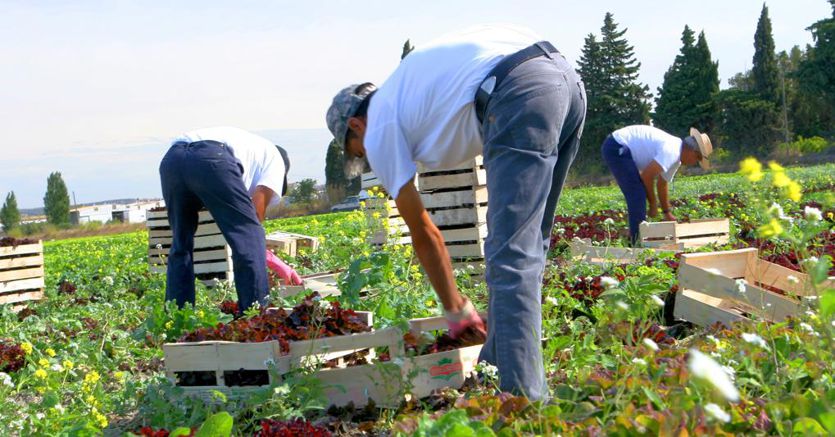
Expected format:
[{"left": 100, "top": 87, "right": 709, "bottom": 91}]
[
  {"left": 612, "top": 125, "right": 682, "bottom": 182},
  {"left": 364, "top": 24, "right": 541, "bottom": 197},
  {"left": 173, "top": 126, "right": 286, "bottom": 206}
]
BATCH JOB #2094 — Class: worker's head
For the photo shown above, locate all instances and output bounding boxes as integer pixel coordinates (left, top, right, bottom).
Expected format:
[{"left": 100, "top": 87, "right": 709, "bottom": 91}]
[
  {"left": 681, "top": 128, "right": 713, "bottom": 169},
  {"left": 326, "top": 82, "right": 377, "bottom": 178}
]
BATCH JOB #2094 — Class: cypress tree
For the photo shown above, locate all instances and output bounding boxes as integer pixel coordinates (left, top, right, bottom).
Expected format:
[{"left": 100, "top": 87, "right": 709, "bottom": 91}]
[
  {"left": 653, "top": 26, "right": 698, "bottom": 135},
  {"left": 0, "top": 191, "right": 21, "bottom": 231},
  {"left": 796, "top": 0, "right": 835, "bottom": 135},
  {"left": 325, "top": 139, "right": 347, "bottom": 202},
  {"left": 691, "top": 31, "right": 721, "bottom": 133},
  {"left": 576, "top": 12, "right": 651, "bottom": 172},
  {"left": 752, "top": 4, "right": 780, "bottom": 103},
  {"left": 44, "top": 172, "right": 70, "bottom": 226}
]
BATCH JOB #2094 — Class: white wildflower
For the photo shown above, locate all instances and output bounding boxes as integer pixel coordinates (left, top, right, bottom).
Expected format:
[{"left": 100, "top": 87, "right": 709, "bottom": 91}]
[
  {"left": 319, "top": 300, "right": 332, "bottom": 311},
  {"left": 54, "top": 404, "right": 64, "bottom": 414},
  {"left": 741, "top": 333, "right": 769, "bottom": 349},
  {"left": 545, "top": 296, "right": 559, "bottom": 306},
  {"left": 604, "top": 218, "right": 615, "bottom": 225},
  {"left": 263, "top": 359, "right": 275, "bottom": 367},
  {"left": 651, "top": 295, "right": 665, "bottom": 307},
  {"left": 155, "top": 243, "right": 163, "bottom": 250},
  {"left": 643, "top": 338, "right": 659, "bottom": 351},
  {"left": 721, "top": 365, "right": 736, "bottom": 380},
  {"left": 0, "top": 372, "right": 12, "bottom": 388},
  {"left": 102, "top": 276, "right": 114, "bottom": 286},
  {"left": 727, "top": 359, "right": 739, "bottom": 366},
  {"left": 555, "top": 227, "right": 565, "bottom": 234},
  {"left": 804, "top": 206, "right": 823, "bottom": 221},
  {"left": 688, "top": 349, "right": 740, "bottom": 402},
  {"left": 787, "top": 275, "right": 800, "bottom": 284},
  {"left": 616, "top": 301, "right": 629, "bottom": 310},
  {"left": 735, "top": 279, "right": 747, "bottom": 294},
  {"left": 768, "top": 203, "right": 788, "bottom": 220},
  {"left": 35, "top": 413, "right": 45, "bottom": 420},
  {"left": 51, "top": 364, "right": 64, "bottom": 372},
  {"left": 711, "top": 351, "right": 722, "bottom": 358},
  {"left": 805, "top": 256, "right": 819, "bottom": 265},
  {"left": 632, "top": 358, "right": 647, "bottom": 366},
  {"left": 704, "top": 403, "right": 731, "bottom": 423},
  {"left": 799, "top": 322, "right": 819, "bottom": 336},
  {"left": 476, "top": 361, "right": 498, "bottom": 378},
  {"left": 600, "top": 276, "right": 619, "bottom": 289}
]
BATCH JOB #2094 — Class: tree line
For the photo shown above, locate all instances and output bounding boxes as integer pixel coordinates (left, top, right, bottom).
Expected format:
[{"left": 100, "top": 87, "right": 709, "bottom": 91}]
[
  {"left": 324, "top": 2, "right": 835, "bottom": 200},
  {"left": 1, "top": 172, "right": 70, "bottom": 232}
]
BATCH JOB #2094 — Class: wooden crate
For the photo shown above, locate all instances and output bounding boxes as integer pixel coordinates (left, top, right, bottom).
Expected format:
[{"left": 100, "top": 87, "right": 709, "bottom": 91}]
[
  {"left": 265, "top": 231, "right": 319, "bottom": 258},
  {"left": 163, "top": 314, "right": 483, "bottom": 407},
  {"left": 147, "top": 209, "right": 234, "bottom": 286},
  {"left": 674, "top": 248, "right": 833, "bottom": 326},
  {"left": 279, "top": 272, "right": 341, "bottom": 298},
  {"left": 0, "top": 241, "right": 45, "bottom": 310},
  {"left": 640, "top": 218, "right": 730, "bottom": 249},
  {"left": 569, "top": 237, "right": 675, "bottom": 266}
]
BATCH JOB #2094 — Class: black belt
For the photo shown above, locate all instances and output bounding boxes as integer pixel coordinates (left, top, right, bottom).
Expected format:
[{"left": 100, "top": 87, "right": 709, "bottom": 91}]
[{"left": 474, "top": 41, "right": 559, "bottom": 124}]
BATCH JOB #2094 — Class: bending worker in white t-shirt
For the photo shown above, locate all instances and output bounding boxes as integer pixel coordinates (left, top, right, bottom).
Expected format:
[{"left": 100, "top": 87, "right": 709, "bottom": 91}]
[
  {"left": 601, "top": 125, "right": 713, "bottom": 245},
  {"left": 326, "top": 25, "right": 586, "bottom": 401},
  {"left": 159, "top": 127, "right": 302, "bottom": 314}
]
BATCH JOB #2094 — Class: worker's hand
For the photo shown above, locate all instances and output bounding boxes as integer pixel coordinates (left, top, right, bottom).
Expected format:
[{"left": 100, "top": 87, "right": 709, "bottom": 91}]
[
  {"left": 445, "top": 297, "right": 487, "bottom": 343},
  {"left": 265, "top": 250, "right": 303, "bottom": 286},
  {"left": 647, "top": 204, "right": 659, "bottom": 219},
  {"left": 663, "top": 210, "right": 677, "bottom": 222}
]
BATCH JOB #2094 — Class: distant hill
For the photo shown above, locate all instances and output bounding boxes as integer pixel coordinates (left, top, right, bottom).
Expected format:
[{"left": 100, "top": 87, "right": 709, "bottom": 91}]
[{"left": 20, "top": 198, "right": 163, "bottom": 217}]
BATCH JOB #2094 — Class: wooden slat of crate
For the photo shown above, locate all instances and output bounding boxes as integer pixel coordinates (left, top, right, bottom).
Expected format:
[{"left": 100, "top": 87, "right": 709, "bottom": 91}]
[
  {"left": 0, "top": 243, "right": 42, "bottom": 257},
  {"left": 417, "top": 156, "right": 484, "bottom": 174},
  {"left": 279, "top": 272, "right": 341, "bottom": 298},
  {"left": 439, "top": 225, "right": 488, "bottom": 243},
  {"left": 361, "top": 173, "right": 382, "bottom": 190},
  {"left": 641, "top": 218, "right": 730, "bottom": 248},
  {"left": 569, "top": 238, "right": 674, "bottom": 266},
  {"left": 679, "top": 262, "right": 801, "bottom": 321},
  {"left": 420, "top": 186, "right": 488, "bottom": 210},
  {"left": 419, "top": 170, "right": 487, "bottom": 191},
  {"left": 149, "top": 223, "right": 222, "bottom": 239},
  {"left": 266, "top": 231, "right": 320, "bottom": 257},
  {"left": 150, "top": 261, "right": 231, "bottom": 275},
  {"left": 674, "top": 289, "right": 750, "bottom": 328},
  {"left": 148, "top": 233, "right": 228, "bottom": 250},
  {"left": 149, "top": 248, "right": 231, "bottom": 264},
  {"left": 0, "top": 253, "right": 44, "bottom": 270},
  {"left": 446, "top": 242, "right": 484, "bottom": 258},
  {"left": 0, "top": 290, "right": 45, "bottom": 305},
  {"left": 0, "top": 266, "right": 44, "bottom": 283}
]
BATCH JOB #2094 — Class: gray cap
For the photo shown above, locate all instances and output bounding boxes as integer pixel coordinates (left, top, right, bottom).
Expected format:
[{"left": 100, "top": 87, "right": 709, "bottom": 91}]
[{"left": 326, "top": 83, "right": 376, "bottom": 178}]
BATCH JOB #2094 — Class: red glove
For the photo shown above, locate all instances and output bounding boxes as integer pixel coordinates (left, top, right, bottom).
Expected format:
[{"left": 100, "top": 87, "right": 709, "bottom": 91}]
[
  {"left": 265, "top": 250, "right": 302, "bottom": 286},
  {"left": 445, "top": 297, "right": 486, "bottom": 342}
]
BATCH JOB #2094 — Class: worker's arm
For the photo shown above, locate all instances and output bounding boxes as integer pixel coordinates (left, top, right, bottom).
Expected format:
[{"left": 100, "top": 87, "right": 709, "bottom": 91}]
[
  {"left": 640, "top": 161, "right": 664, "bottom": 218},
  {"left": 251, "top": 185, "right": 275, "bottom": 222},
  {"left": 656, "top": 177, "right": 676, "bottom": 221},
  {"left": 394, "top": 181, "right": 465, "bottom": 313}
]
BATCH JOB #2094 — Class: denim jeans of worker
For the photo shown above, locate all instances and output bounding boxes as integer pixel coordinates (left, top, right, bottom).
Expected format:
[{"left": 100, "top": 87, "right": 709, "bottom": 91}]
[
  {"left": 478, "top": 54, "right": 586, "bottom": 401},
  {"left": 601, "top": 135, "right": 646, "bottom": 246},
  {"left": 159, "top": 140, "right": 268, "bottom": 312}
]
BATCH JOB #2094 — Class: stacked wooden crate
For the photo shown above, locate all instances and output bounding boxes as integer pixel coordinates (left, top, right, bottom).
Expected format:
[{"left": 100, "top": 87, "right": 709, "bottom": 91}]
[
  {"left": 265, "top": 231, "right": 319, "bottom": 258},
  {"left": 147, "top": 209, "right": 234, "bottom": 287},
  {"left": 163, "top": 314, "right": 482, "bottom": 407},
  {"left": 0, "top": 240, "right": 45, "bottom": 310},
  {"left": 418, "top": 157, "right": 488, "bottom": 276},
  {"left": 640, "top": 218, "right": 730, "bottom": 249},
  {"left": 673, "top": 248, "right": 833, "bottom": 327}
]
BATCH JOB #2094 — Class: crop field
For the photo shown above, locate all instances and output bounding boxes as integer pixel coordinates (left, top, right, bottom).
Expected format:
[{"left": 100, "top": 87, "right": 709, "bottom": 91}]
[{"left": 0, "top": 162, "right": 833, "bottom": 436}]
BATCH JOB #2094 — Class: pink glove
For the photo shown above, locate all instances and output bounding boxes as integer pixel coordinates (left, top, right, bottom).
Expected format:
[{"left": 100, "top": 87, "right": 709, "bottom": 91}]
[
  {"left": 445, "top": 297, "right": 487, "bottom": 342},
  {"left": 265, "top": 250, "right": 303, "bottom": 286}
]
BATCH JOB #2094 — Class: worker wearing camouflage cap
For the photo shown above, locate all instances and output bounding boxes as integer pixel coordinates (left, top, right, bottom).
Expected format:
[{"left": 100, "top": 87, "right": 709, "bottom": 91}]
[{"left": 326, "top": 24, "right": 586, "bottom": 401}]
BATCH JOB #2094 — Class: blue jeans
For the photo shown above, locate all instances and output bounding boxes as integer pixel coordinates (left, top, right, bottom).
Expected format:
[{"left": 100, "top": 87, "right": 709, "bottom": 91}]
[
  {"left": 601, "top": 135, "right": 645, "bottom": 246},
  {"left": 159, "top": 140, "right": 268, "bottom": 312},
  {"left": 478, "top": 54, "right": 586, "bottom": 401}
]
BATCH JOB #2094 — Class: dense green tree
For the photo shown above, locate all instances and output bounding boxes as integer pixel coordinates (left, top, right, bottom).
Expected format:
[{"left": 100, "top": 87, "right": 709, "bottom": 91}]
[
  {"left": 291, "top": 178, "right": 318, "bottom": 205},
  {"left": 715, "top": 89, "right": 781, "bottom": 157},
  {"left": 325, "top": 139, "right": 348, "bottom": 203},
  {"left": 44, "top": 172, "right": 70, "bottom": 225},
  {"left": 576, "top": 12, "right": 652, "bottom": 172},
  {"left": 752, "top": 4, "right": 780, "bottom": 103},
  {"left": 653, "top": 27, "right": 720, "bottom": 136},
  {"left": 0, "top": 191, "right": 21, "bottom": 231},
  {"left": 796, "top": 0, "right": 835, "bottom": 136}
]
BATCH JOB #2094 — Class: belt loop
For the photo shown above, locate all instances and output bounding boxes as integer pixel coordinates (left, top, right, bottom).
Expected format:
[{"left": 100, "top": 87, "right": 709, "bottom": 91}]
[{"left": 535, "top": 42, "right": 553, "bottom": 59}]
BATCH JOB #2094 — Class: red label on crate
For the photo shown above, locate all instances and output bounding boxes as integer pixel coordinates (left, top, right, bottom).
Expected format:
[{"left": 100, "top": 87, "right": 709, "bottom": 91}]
[{"left": 430, "top": 358, "right": 462, "bottom": 381}]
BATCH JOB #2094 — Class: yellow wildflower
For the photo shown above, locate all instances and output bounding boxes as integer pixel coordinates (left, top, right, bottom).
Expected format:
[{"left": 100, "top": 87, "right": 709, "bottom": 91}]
[
  {"left": 34, "top": 369, "right": 48, "bottom": 380},
  {"left": 92, "top": 408, "right": 108, "bottom": 428},
  {"left": 38, "top": 358, "right": 49, "bottom": 368},
  {"left": 45, "top": 348, "right": 56, "bottom": 357},
  {"left": 758, "top": 219, "right": 784, "bottom": 238},
  {"left": 786, "top": 181, "right": 802, "bottom": 202},
  {"left": 772, "top": 171, "right": 791, "bottom": 188},
  {"left": 739, "top": 158, "right": 764, "bottom": 182},
  {"left": 62, "top": 360, "right": 74, "bottom": 370},
  {"left": 20, "top": 342, "right": 33, "bottom": 355},
  {"left": 84, "top": 370, "right": 101, "bottom": 384},
  {"left": 114, "top": 371, "right": 126, "bottom": 381},
  {"left": 164, "top": 320, "right": 174, "bottom": 330},
  {"left": 196, "top": 310, "right": 205, "bottom": 319},
  {"left": 768, "top": 161, "right": 785, "bottom": 172}
]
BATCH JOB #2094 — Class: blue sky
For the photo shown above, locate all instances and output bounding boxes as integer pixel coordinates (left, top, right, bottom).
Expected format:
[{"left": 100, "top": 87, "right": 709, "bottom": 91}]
[{"left": 1, "top": 0, "right": 831, "bottom": 208}]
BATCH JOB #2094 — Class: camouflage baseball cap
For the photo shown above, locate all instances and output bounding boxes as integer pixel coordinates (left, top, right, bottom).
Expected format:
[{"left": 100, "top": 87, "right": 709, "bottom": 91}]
[{"left": 326, "top": 82, "right": 376, "bottom": 177}]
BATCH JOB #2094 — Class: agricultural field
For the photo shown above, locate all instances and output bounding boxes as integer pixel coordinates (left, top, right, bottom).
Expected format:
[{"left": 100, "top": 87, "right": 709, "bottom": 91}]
[{"left": 0, "top": 162, "right": 833, "bottom": 436}]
